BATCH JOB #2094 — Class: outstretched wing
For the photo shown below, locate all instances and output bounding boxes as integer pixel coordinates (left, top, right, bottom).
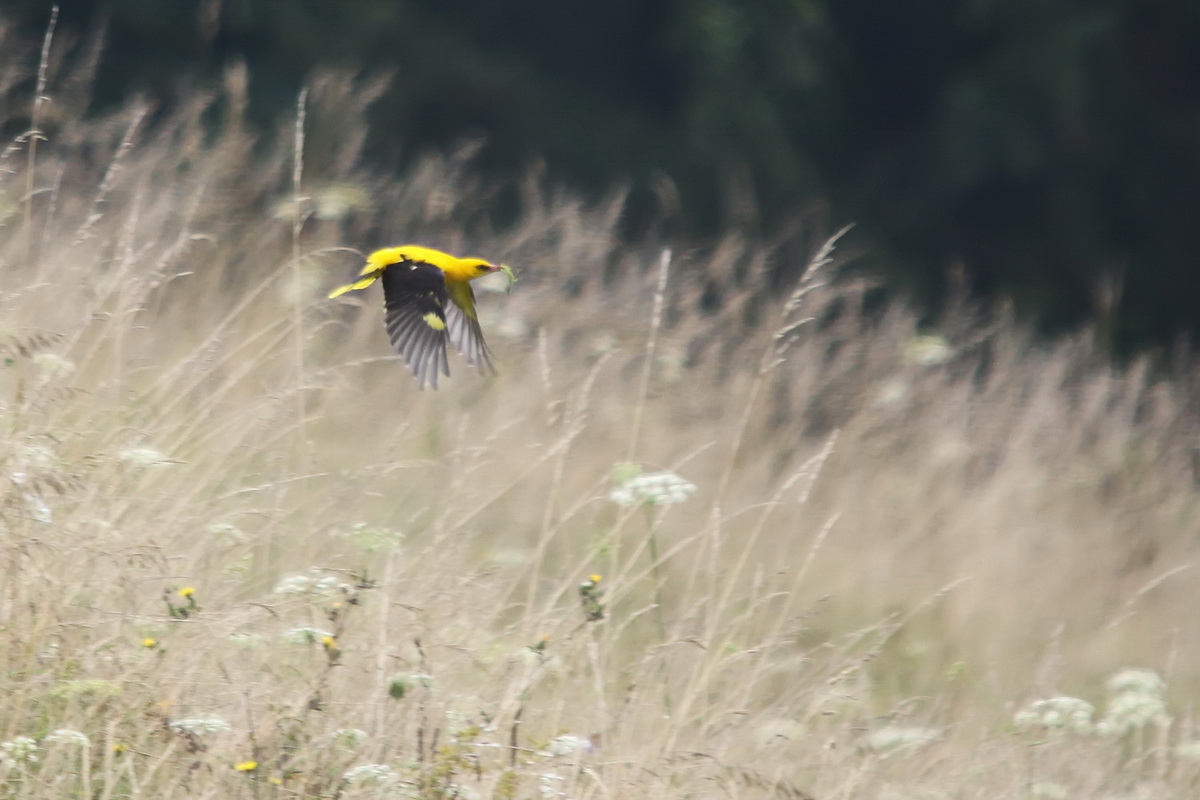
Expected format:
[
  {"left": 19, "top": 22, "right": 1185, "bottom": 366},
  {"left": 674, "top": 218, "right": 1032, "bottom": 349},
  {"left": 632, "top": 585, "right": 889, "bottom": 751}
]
[
  {"left": 444, "top": 281, "right": 494, "bottom": 374},
  {"left": 381, "top": 259, "right": 451, "bottom": 390}
]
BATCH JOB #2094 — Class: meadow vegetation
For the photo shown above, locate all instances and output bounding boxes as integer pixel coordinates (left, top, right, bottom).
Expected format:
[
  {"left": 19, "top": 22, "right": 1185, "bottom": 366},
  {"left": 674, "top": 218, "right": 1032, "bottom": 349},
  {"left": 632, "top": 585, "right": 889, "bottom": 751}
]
[{"left": 4, "top": 26, "right": 1200, "bottom": 800}]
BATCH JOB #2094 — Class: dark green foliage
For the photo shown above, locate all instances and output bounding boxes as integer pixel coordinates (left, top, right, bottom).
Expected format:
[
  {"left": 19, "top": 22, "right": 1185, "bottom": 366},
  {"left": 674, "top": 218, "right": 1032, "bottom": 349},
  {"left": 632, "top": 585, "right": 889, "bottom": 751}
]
[{"left": 7, "top": 0, "right": 1200, "bottom": 349}]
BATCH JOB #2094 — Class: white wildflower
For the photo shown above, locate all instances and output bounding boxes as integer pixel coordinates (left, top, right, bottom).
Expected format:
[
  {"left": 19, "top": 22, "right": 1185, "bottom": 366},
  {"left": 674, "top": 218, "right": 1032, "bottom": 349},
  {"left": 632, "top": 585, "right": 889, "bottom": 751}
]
[
  {"left": 44, "top": 729, "right": 89, "bottom": 747},
  {"left": 547, "top": 734, "right": 592, "bottom": 757},
  {"left": 273, "top": 570, "right": 349, "bottom": 598},
  {"left": 1098, "top": 691, "right": 1169, "bottom": 736},
  {"left": 171, "top": 716, "right": 233, "bottom": 736},
  {"left": 1107, "top": 669, "right": 1166, "bottom": 699},
  {"left": 538, "top": 772, "right": 567, "bottom": 799},
  {"left": 22, "top": 491, "right": 52, "bottom": 523},
  {"left": 1014, "top": 696, "right": 1095, "bottom": 734},
  {"left": 32, "top": 352, "right": 76, "bottom": 378},
  {"left": 609, "top": 470, "right": 696, "bottom": 508},
  {"left": 343, "top": 763, "right": 396, "bottom": 785},
  {"left": 337, "top": 522, "right": 405, "bottom": 553},
  {"left": 1098, "top": 668, "right": 1171, "bottom": 736},
  {"left": 284, "top": 627, "right": 334, "bottom": 645},
  {"left": 0, "top": 736, "right": 39, "bottom": 764},
  {"left": 859, "top": 725, "right": 939, "bottom": 755}
]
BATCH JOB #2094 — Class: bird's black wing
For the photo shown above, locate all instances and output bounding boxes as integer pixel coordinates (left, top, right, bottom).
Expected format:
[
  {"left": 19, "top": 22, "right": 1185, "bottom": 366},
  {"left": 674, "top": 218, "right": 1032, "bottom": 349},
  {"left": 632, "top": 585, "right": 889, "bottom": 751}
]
[
  {"left": 381, "top": 259, "right": 451, "bottom": 390},
  {"left": 444, "top": 286, "right": 494, "bottom": 375}
]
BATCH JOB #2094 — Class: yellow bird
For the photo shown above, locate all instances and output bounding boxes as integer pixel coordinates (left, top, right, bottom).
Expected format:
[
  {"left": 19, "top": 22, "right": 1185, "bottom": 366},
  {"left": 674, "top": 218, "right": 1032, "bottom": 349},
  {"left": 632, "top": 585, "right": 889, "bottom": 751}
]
[{"left": 329, "top": 245, "right": 513, "bottom": 389}]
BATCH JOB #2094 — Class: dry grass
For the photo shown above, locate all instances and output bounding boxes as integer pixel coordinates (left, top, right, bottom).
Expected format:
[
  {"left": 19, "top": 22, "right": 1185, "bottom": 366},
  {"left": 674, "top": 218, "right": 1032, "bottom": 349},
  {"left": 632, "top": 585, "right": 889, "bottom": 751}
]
[{"left": 3, "top": 24, "right": 1200, "bottom": 799}]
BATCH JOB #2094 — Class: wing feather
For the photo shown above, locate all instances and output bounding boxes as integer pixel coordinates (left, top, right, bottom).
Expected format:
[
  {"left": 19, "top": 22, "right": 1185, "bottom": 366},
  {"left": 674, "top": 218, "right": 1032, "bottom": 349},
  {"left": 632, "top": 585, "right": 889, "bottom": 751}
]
[
  {"left": 444, "top": 283, "right": 494, "bottom": 374},
  {"left": 381, "top": 260, "right": 451, "bottom": 390}
]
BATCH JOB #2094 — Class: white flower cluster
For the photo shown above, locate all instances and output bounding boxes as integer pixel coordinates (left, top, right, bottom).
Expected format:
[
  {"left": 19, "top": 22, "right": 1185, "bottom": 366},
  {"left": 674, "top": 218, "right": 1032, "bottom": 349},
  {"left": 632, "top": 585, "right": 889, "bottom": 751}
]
[
  {"left": 342, "top": 763, "right": 396, "bottom": 784},
  {"left": 1097, "top": 668, "right": 1170, "bottom": 737},
  {"left": 32, "top": 352, "right": 76, "bottom": 378},
  {"left": 1013, "top": 696, "right": 1096, "bottom": 734},
  {"left": 337, "top": 522, "right": 405, "bottom": 553},
  {"left": 284, "top": 627, "right": 334, "bottom": 645},
  {"left": 858, "top": 725, "right": 939, "bottom": 755},
  {"left": 609, "top": 470, "right": 696, "bottom": 508},
  {"left": 171, "top": 716, "right": 233, "bottom": 736},
  {"left": 0, "top": 736, "right": 39, "bottom": 764},
  {"left": 273, "top": 570, "right": 350, "bottom": 598},
  {"left": 538, "top": 772, "right": 568, "bottom": 799},
  {"left": 546, "top": 734, "right": 592, "bottom": 757},
  {"left": 44, "top": 729, "right": 90, "bottom": 747}
]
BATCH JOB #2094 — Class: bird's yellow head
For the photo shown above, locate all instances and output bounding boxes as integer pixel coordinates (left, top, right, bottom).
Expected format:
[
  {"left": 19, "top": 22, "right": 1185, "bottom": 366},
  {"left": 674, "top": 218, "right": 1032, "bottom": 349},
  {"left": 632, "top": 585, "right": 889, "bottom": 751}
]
[
  {"left": 460, "top": 258, "right": 517, "bottom": 291},
  {"left": 460, "top": 257, "right": 501, "bottom": 276}
]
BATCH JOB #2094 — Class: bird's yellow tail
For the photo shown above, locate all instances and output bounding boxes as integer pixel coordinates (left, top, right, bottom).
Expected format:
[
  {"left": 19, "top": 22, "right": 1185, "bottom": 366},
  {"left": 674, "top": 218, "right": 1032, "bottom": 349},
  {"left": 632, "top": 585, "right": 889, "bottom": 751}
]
[{"left": 327, "top": 274, "right": 379, "bottom": 299}]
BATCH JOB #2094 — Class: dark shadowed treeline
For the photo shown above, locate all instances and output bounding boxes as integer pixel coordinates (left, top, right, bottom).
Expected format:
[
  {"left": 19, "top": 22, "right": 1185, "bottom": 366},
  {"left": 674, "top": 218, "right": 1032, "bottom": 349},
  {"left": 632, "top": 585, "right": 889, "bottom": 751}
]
[{"left": 6, "top": 0, "right": 1200, "bottom": 351}]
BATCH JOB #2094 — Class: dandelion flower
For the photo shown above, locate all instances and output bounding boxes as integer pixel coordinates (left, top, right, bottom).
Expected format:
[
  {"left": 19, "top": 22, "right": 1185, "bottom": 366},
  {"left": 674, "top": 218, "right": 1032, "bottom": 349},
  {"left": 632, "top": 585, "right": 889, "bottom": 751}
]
[{"left": 234, "top": 760, "right": 258, "bottom": 771}]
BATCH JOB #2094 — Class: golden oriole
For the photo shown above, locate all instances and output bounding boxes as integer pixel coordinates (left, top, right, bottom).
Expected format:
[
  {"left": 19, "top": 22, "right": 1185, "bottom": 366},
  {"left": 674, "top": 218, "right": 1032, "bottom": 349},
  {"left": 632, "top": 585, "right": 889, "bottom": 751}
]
[{"left": 329, "top": 245, "right": 514, "bottom": 389}]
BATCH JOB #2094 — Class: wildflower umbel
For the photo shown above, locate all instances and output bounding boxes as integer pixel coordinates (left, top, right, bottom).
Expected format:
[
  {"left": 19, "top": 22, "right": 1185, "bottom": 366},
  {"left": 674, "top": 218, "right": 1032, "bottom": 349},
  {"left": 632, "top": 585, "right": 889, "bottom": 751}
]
[
  {"left": 1097, "top": 667, "right": 1171, "bottom": 736},
  {"left": 171, "top": 716, "right": 233, "bottom": 736},
  {"left": 342, "top": 763, "right": 396, "bottom": 785},
  {"left": 44, "top": 729, "right": 90, "bottom": 747},
  {"left": 858, "top": 725, "right": 939, "bottom": 755},
  {"left": 1013, "top": 696, "right": 1095, "bottom": 735},
  {"left": 0, "top": 736, "right": 39, "bottom": 764},
  {"left": 609, "top": 468, "right": 696, "bottom": 508}
]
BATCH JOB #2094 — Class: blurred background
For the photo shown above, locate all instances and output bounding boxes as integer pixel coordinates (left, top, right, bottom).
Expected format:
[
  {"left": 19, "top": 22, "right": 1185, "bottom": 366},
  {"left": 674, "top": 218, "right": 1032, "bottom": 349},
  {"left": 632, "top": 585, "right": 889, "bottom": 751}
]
[
  {"left": 7, "top": 0, "right": 1200, "bottom": 354},
  {"left": 6, "top": 4, "right": 1200, "bottom": 795}
]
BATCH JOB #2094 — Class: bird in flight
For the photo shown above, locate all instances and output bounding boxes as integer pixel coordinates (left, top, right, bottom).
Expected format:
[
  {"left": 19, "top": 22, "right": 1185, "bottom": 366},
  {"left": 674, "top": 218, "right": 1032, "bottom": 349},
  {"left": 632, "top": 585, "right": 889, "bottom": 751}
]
[{"left": 329, "top": 245, "right": 515, "bottom": 389}]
